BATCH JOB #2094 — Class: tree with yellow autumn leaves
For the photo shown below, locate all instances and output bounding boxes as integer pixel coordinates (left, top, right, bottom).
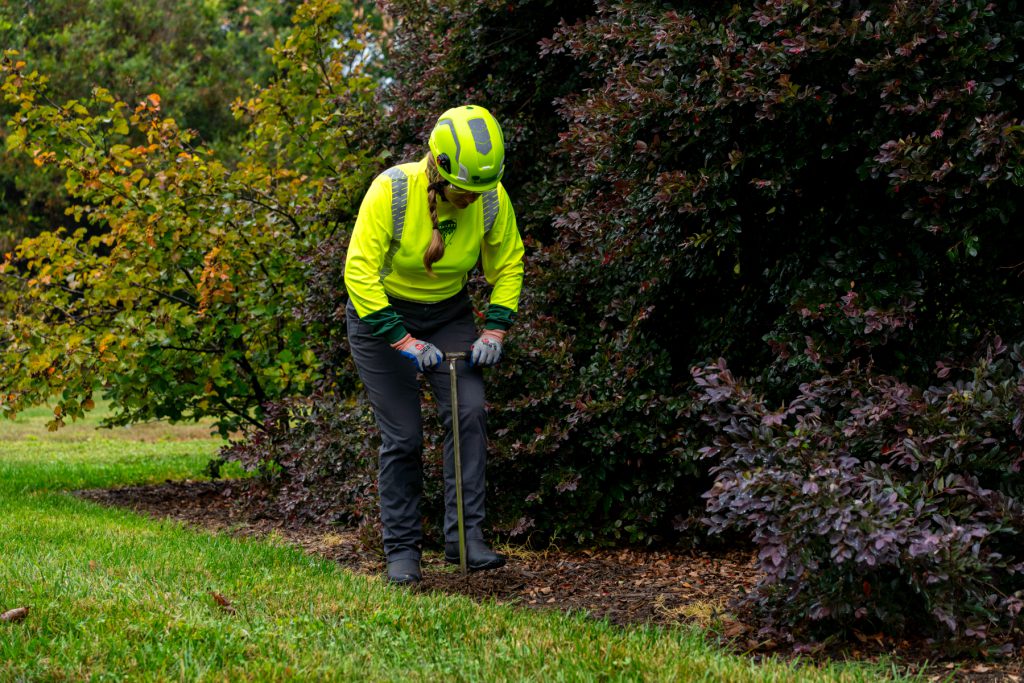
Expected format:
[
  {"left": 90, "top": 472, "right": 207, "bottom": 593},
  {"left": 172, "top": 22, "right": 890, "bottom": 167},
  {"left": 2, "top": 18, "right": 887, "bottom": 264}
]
[{"left": 1, "top": 0, "right": 378, "bottom": 434}]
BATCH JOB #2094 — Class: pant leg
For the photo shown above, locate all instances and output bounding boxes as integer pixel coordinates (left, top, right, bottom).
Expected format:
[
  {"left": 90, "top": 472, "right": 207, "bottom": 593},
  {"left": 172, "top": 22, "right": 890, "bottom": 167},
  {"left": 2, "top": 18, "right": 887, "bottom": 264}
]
[
  {"left": 421, "top": 309, "right": 489, "bottom": 544},
  {"left": 345, "top": 302, "right": 424, "bottom": 561}
]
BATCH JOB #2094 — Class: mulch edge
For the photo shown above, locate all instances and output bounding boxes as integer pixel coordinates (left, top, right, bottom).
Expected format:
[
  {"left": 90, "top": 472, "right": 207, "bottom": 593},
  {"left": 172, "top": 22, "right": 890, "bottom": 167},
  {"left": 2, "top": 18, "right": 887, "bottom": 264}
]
[{"left": 68, "top": 477, "right": 1024, "bottom": 682}]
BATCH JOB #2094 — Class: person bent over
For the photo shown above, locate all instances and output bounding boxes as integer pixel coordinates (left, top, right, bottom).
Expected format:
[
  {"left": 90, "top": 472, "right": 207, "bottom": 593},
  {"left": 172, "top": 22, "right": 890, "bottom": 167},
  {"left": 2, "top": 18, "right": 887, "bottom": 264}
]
[{"left": 343, "top": 105, "right": 524, "bottom": 585}]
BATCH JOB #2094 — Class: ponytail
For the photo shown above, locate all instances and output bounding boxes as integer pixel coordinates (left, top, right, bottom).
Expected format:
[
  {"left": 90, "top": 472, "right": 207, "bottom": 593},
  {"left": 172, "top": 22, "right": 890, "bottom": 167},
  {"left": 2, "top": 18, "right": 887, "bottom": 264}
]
[{"left": 424, "top": 154, "right": 446, "bottom": 276}]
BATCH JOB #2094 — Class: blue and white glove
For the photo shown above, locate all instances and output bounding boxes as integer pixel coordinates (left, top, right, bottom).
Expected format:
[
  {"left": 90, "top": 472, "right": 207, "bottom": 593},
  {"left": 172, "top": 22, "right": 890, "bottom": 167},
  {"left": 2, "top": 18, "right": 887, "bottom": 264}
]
[
  {"left": 391, "top": 335, "right": 443, "bottom": 371},
  {"left": 470, "top": 329, "right": 505, "bottom": 367}
]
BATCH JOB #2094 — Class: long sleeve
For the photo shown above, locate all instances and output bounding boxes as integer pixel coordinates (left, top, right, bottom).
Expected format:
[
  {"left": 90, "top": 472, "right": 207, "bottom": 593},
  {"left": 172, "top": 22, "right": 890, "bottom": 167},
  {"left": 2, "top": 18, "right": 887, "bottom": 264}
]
[
  {"left": 480, "top": 185, "right": 525, "bottom": 330},
  {"left": 343, "top": 173, "right": 409, "bottom": 344}
]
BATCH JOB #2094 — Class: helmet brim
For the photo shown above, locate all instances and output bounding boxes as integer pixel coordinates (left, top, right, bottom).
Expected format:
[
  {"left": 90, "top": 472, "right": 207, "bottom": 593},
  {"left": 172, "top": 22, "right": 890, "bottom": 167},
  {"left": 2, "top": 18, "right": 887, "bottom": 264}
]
[{"left": 446, "top": 175, "right": 502, "bottom": 193}]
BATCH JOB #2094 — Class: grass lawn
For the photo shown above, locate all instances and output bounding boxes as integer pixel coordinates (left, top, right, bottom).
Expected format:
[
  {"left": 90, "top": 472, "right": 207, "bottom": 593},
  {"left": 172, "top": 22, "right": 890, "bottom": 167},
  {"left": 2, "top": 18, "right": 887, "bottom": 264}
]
[{"left": 0, "top": 405, "right": 918, "bottom": 681}]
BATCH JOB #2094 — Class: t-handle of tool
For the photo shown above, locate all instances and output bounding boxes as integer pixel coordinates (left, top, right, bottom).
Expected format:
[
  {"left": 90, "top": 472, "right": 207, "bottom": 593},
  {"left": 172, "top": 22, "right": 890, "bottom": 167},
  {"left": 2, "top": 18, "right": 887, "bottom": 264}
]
[{"left": 444, "top": 351, "right": 469, "bottom": 574}]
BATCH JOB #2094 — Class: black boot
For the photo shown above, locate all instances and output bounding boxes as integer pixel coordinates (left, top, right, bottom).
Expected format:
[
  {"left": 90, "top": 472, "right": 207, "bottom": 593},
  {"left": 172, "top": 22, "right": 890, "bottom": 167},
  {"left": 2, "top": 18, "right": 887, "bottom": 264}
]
[
  {"left": 445, "top": 539, "right": 506, "bottom": 571},
  {"left": 386, "top": 558, "right": 422, "bottom": 585}
]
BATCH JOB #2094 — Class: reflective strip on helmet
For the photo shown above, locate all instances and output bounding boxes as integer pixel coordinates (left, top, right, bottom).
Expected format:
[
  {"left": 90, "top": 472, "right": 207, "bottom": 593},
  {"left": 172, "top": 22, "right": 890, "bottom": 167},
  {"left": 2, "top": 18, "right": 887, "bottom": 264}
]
[
  {"left": 436, "top": 117, "right": 469, "bottom": 182},
  {"left": 482, "top": 189, "right": 499, "bottom": 234},
  {"left": 379, "top": 167, "right": 408, "bottom": 281},
  {"left": 467, "top": 117, "right": 492, "bottom": 154}
]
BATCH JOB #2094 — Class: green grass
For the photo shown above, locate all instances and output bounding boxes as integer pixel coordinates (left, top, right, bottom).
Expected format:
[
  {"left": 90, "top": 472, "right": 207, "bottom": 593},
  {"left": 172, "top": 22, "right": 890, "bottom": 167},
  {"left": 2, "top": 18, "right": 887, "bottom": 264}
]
[
  {"left": 0, "top": 401, "right": 230, "bottom": 442},
  {"left": 0, "top": 408, "right": 919, "bottom": 681}
]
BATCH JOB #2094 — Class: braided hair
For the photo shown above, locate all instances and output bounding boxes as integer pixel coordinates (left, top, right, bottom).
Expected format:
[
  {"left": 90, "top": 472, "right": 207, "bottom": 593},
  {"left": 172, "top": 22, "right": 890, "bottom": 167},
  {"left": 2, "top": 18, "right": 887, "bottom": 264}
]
[{"left": 424, "top": 154, "right": 447, "bottom": 276}]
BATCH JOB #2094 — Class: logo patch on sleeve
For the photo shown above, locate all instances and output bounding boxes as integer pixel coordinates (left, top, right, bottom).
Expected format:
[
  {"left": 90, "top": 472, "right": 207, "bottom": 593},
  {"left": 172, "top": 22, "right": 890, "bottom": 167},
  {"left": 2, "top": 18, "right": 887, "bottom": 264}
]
[{"left": 438, "top": 219, "right": 458, "bottom": 246}]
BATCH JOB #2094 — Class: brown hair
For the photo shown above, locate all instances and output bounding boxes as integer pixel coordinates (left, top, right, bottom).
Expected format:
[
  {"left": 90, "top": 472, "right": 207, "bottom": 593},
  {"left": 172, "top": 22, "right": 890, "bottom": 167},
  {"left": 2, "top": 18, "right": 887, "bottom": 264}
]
[{"left": 424, "top": 154, "right": 447, "bottom": 276}]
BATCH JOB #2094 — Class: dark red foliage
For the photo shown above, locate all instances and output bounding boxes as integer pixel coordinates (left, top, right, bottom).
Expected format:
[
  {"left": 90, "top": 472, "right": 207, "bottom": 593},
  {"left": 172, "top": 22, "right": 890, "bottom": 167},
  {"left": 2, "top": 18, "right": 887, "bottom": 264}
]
[
  {"left": 218, "top": 393, "right": 381, "bottom": 535},
  {"left": 224, "top": 0, "right": 1024, "bottom": 646},
  {"left": 694, "top": 339, "right": 1024, "bottom": 649}
]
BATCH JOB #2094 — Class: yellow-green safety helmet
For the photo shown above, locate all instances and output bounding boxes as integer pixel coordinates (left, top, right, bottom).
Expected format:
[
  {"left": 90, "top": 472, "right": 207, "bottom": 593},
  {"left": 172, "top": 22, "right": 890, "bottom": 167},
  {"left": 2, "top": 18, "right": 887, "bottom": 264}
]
[{"left": 428, "top": 105, "right": 505, "bottom": 192}]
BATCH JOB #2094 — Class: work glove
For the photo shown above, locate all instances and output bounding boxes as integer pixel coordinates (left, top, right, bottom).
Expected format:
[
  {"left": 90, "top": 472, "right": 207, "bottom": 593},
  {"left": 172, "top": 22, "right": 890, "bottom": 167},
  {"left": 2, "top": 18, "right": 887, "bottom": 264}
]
[
  {"left": 470, "top": 329, "right": 506, "bottom": 367},
  {"left": 391, "top": 334, "right": 443, "bottom": 371}
]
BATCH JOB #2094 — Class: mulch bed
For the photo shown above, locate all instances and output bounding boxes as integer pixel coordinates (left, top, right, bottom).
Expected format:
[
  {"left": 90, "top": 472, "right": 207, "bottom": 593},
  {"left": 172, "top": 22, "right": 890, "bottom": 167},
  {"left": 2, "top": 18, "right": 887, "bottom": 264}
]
[{"left": 72, "top": 478, "right": 1024, "bottom": 682}]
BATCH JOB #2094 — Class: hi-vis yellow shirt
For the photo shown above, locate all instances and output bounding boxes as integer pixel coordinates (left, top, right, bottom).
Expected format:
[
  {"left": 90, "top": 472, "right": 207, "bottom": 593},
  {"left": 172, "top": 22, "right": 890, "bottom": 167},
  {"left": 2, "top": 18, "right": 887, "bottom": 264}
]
[{"left": 344, "top": 159, "right": 525, "bottom": 344}]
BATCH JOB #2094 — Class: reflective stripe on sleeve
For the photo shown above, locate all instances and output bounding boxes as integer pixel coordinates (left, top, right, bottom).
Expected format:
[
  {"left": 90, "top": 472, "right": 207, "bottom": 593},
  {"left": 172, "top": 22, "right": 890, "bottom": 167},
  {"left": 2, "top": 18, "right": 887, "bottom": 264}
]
[
  {"left": 379, "top": 167, "right": 408, "bottom": 281},
  {"left": 482, "top": 189, "right": 499, "bottom": 235}
]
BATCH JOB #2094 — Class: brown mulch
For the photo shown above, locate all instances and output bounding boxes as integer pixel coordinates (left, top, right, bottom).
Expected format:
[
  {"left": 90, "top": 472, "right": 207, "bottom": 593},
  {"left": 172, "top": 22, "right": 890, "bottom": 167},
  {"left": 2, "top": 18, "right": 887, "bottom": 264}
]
[{"left": 72, "top": 478, "right": 1024, "bottom": 682}]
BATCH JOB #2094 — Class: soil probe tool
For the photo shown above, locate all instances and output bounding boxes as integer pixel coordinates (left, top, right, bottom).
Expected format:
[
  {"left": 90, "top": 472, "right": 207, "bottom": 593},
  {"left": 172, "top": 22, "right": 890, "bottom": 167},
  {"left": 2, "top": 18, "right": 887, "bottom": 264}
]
[{"left": 445, "top": 351, "right": 469, "bottom": 575}]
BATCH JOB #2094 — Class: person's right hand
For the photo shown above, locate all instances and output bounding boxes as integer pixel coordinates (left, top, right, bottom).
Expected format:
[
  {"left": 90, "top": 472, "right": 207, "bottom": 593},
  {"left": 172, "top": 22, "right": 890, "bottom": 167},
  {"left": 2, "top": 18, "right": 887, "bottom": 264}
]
[{"left": 391, "top": 334, "right": 443, "bottom": 371}]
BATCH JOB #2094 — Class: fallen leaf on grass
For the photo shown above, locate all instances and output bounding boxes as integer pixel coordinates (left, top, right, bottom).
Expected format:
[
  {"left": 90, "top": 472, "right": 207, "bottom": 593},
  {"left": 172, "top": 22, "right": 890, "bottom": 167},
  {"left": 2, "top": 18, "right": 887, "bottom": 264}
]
[
  {"left": 210, "top": 593, "right": 236, "bottom": 614},
  {"left": 721, "top": 619, "right": 749, "bottom": 638},
  {"left": 1, "top": 607, "right": 29, "bottom": 623}
]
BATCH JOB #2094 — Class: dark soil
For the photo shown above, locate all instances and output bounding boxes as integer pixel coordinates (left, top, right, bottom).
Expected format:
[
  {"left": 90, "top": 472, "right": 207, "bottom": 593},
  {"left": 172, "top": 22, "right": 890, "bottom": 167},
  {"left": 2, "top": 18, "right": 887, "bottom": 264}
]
[{"left": 73, "top": 478, "right": 1024, "bottom": 682}]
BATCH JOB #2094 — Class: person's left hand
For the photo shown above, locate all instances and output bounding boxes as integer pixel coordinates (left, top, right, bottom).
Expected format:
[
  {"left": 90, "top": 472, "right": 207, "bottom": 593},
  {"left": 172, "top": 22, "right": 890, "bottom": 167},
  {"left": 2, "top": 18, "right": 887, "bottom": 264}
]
[{"left": 470, "top": 329, "right": 506, "bottom": 367}]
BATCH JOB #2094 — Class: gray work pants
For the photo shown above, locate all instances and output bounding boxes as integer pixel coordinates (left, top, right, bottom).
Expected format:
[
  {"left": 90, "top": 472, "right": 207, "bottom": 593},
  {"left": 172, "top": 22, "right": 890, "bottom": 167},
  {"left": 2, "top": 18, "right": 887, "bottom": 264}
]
[{"left": 345, "top": 289, "right": 487, "bottom": 561}]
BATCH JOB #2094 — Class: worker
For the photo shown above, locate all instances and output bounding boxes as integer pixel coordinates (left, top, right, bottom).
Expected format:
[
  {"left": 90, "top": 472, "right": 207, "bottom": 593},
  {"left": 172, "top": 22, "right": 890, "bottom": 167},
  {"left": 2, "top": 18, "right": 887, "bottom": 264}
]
[{"left": 344, "top": 105, "right": 525, "bottom": 585}]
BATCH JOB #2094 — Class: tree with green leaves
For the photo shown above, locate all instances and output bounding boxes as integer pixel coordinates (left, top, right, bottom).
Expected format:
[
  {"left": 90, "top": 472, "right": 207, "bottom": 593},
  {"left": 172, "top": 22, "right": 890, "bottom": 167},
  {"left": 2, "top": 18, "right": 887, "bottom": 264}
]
[
  {"left": 0, "top": 0, "right": 299, "bottom": 253},
  {"left": 0, "top": 0, "right": 380, "bottom": 435}
]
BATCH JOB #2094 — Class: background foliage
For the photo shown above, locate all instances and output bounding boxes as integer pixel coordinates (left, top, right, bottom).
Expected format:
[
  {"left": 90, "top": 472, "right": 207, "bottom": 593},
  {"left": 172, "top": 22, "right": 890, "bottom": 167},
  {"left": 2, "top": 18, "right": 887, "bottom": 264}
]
[
  {"left": 1, "top": 0, "right": 378, "bottom": 434},
  {"left": 0, "top": 0, "right": 298, "bottom": 252},
  {"left": 4, "top": 0, "right": 1024, "bottom": 647}
]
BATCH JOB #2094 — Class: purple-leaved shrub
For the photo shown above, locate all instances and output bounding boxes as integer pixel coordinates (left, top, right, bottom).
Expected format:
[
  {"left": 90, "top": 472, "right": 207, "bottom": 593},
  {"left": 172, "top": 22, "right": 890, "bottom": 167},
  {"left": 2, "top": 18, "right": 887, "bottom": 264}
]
[{"left": 694, "top": 339, "right": 1024, "bottom": 647}]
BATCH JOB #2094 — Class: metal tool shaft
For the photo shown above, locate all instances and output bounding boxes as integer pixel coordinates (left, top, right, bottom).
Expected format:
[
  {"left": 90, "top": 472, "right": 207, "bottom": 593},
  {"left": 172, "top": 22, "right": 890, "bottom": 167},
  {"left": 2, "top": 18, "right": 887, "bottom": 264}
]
[{"left": 446, "top": 351, "right": 468, "bottom": 574}]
